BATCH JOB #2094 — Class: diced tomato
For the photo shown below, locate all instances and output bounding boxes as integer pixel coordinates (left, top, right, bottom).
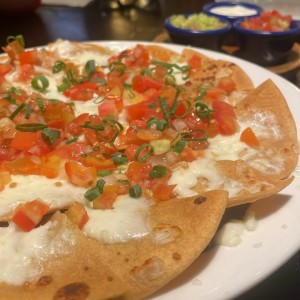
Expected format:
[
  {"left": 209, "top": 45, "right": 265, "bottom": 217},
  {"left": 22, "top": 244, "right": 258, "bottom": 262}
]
[
  {"left": 125, "top": 100, "right": 163, "bottom": 123},
  {"left": 188, "top": 54, "right": 201, "bottom": 70},
  {"left": 0, "top": 171, "right": 12, "bottom": 191},
  {"left": 64, "top": 82, "right": 100, "bottom": 101},
  {"left": 43, "top": 100, "right": 75, "bottom": 129},
  {"left": 49, "top": 142, "right": 89, "bottom": 160},
  {"left": 19, "top": 49, "right": 39, "bottom": 65},
  {"left": 124, "top": 144, "right": 139, "bottom": 161},
  {"left": 240, "top": 127, "right": 260, "bottom": 147},
  {"left": 98, "top": 100, "right": 118, "bottom": 119},
  {"left": 0, "top": 64, "right": 13, "bottom": 76},
  {"left": 65, "top": 160, "right": 96, "bottom": 187},
  {"left": 217, "top": 77, "right": 236, "bottom": 93},
  {"left": 18, "top": 63, "right": 34, "bottom": 82},
  {"left": 212, "top": 100, "right": 237, "bottom": 135},
  {"left": 65, "top": 202, "right": 89, "bottom": 229},
  {"left": 67, "top": 113, "right": 89, "bottom": 136},
  {"left": 92, "top": 184, "right": 118, "bottom": 209},
  {"left": 3, "top": 39, "right": 24, "bottom": 60},
  {"left": 12, "top": 199, "right": 50, "bottom": 232},
  {"left": 152, "top": 183, "right": 176, "bottom": 201},
  {"left": 10, "top": 131, "right": 39, "bottom": 151},
  {"left": 132, "top": 75, "right": 163, "bottom": 93},
  {"left": 205, "top": 87, "right": 226, "bottom": 101},
  {"left": 83, "top": 152, "right": 115, "bottom": 170},
  {"left": 179, "top": 146, "right": 198, "bottom": 162},
  {"left": 126, "top": 161, "right": 152, "bottom": 183},
  {"left": 108, "top": 44, "right": 150, "bottom": 68},
  {"left": 40, "top": 155, "right": 61, "bottom": 178},
  {"left": 4, "top": 157, "right": 40, "bottom": 175}
]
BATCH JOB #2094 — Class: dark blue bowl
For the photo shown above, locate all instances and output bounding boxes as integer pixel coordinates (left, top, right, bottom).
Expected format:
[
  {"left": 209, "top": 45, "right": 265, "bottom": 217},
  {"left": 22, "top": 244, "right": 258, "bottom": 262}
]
[
  {"left": 233, "top": 18, "right": 300, "bottom": 66},
  {"left": 164, "top": 15, "right": 232, "bottom": 51},
  {"left": 203, "top": 1, "right": 263, "bottom": 22}
]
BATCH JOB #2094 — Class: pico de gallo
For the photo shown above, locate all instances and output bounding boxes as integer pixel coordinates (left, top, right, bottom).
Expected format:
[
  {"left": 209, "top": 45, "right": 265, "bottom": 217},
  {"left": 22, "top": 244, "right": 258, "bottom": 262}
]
[
  {"left": 240, "top": 10, "right": 292, "bottom": 32},
  {"left": 0, "top": 35, "right": 258, "bottom": 232}
]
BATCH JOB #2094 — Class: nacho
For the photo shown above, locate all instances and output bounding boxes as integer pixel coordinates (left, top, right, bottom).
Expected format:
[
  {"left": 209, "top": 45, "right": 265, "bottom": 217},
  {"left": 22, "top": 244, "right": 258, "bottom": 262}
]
[{"left": 0, "top": 38, "right": 297, "bottom": 300}]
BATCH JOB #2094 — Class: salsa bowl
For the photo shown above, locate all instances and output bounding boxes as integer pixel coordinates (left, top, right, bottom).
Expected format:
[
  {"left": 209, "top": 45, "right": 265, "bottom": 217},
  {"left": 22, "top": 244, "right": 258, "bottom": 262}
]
[{"left": 233, "top": 17, "right": 300, "bottom": 66}]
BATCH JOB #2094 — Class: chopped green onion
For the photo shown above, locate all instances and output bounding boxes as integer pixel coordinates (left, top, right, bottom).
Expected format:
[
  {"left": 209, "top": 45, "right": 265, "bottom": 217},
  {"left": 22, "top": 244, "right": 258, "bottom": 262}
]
[
  {"left": 90, "top": 77, "right": 107, "bottom": 86},
  {"left": 85, "top": 60, "right": 96, "bottom": 76},
  {"left": 66, "top": 69, "right": 84, "bottom": 85},
  {"left": 134, "top": 143, "right": 154, "bottom": 162},
  {"left": 66, "top": 137, "right": 78, "bottom": 145},
  {"left": 11, "top": 87, "right": 23, "bottom": 96},
  {"left": 129, "top": 184, "right": 142, "bottom": 198},
  {"left": 84, "top": 179, "right": 105, "bottom": 202},
  {"left": 31, "top": 75, "right": 49, "bottom": 92},
  {"left": 84, "top": 187, "right": 101, "bottom": 202},
  {"left": 118, "top": 179, "right": 130, "bottom": 185},
  {"left": 15, "top": 123, "right": 48, "bottom": 132},
  {"left": 81, "top": 121, "right": 105, "bottom": 131},
  {"left": 124, "top": 83, "right": 135, "bottom": 98},
  {"left": 24, "top": 103, "right": 32, "bottom": 120},
  {"left": 146, "top": 117, "right": 168, "bottom": 131},
  {"left": 111, "top": 152, "right": 128, "bottom": 165},
  {"left": 195, "top": 101, "right": 214, "bottom": 119},
  {"left": 57, "top": 78, "right": 71, "bottom": 92},
  {"left": 36, "top": 98, "right": 45, "bottom": 112},
  {"left": 7, "top": 35, "right": 25, "bottom": 47},
  {"left": 173, "top": 139, "right": 186, "bottom": 153},
  {"left": 3, "top": 93, "right": 16, "bottom": 104},
  {"left": 97, "top": 170, "right": 113, "bottom": 177},
  {"left": 9, "top": 103, "right": 26, "bottom": 120},
  {"left": 41, "top": 128, "right": 61, "bottom": 144},
  {"left": 109, "top": 62, "right": 126, "bottom": 74},
  {"left": 149, "top": 165, "right": 167, "bottom": 179},
  {"left": 52, "top": 61, "right": 65, "bottom": 74}
]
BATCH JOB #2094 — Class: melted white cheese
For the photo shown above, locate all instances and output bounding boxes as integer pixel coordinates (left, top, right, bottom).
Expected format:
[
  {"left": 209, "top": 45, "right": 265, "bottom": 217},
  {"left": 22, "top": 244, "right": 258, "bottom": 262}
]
[
  {"left": 83, "top": 195, "right": 150, "bottom": 244},
  {"left": 0, "top": 221, "right": 75, "bottom": 285},
  {"left": 0, "top": 175, "right": 86, "bottom": 218},
  {"left": 48, "top": 40, "right": 110, "bottom": 67},
  {"left": 215, "top": 207, "right": 257, "bottom": 247}
]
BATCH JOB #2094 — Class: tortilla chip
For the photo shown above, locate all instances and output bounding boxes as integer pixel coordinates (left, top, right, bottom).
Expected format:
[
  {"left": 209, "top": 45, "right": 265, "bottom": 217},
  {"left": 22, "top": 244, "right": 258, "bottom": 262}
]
[
  {"left": 180, "top": 48, "right": 254, "bottom": 91},
  {"left": 235, "top": 79, "right": 299, "bottom": 179},
  {"left": 146, "top": 45, "right": 178, "bottom": 62},
  {"left": 216, "top": 160, "right": 294, "bottom": 207},
  {"left": 85, "top": 190, "right": 228, "bottom": 299},
  {"left": 0, "top": 213, "right": 126, "bottom": 300}
]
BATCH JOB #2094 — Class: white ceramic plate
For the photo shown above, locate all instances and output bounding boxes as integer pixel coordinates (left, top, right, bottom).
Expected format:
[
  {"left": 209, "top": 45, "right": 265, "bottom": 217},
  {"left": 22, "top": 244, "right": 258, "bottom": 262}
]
[{"left": 96, "top": 41, "right": 300, "bottom": 300}]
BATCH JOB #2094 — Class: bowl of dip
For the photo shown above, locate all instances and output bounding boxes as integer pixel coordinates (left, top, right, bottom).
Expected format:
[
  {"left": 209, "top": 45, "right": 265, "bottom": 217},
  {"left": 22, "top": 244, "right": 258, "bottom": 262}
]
[
  {"left": 164, "top": 13, "right": 232, "bottom": 51},
  {"left": 203, "top": 1, "right": 263, "bottom": 22},
  {"left": 233, "top": 10, "right": 300, "bottom": 66}
]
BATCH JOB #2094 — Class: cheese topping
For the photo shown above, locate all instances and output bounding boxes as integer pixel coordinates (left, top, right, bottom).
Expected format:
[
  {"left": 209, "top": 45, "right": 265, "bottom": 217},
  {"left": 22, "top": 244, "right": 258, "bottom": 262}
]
[
  {"left": 0, "top": 221, "right": 75, "bottom": 285},
  {"left": 83, "top": 195, "right": 150, "bottom": 244}
]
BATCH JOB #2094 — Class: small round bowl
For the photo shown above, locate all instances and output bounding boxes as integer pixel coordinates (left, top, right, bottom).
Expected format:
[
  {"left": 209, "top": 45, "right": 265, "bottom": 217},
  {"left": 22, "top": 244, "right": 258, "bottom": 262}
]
[
  {"left": 164, "top": 15, "right": 232, "bottom": 51},
  {"left": 203, "top": 1, "right": 263, "bottom": 22},
  {"left": 233, "top": 18, "right": 300, "bottom": 66}
]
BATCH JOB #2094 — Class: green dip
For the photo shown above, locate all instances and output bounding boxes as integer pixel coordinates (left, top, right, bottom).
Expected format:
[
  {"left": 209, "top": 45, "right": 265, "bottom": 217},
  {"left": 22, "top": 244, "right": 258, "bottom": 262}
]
[{"left": 170, "top": 13, "right": 226, "bottom": 31}]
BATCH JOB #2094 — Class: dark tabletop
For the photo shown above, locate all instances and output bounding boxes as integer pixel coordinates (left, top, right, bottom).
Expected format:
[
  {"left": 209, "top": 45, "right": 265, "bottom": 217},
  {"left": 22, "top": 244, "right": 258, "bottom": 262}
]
[{"left": 0, "top": 1, "right": 300, "bottom": 299}]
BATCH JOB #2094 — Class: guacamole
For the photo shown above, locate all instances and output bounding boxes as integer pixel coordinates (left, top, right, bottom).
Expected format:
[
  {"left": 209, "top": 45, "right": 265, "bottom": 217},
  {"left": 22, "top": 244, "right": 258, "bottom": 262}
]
[{"left": 170, "top": 13, "right": 226, "bottom": 31}]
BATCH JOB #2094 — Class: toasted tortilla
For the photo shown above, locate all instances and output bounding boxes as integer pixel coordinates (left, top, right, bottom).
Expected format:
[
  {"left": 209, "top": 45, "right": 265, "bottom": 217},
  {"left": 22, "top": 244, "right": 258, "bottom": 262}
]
[
  {"left": 235, "top": 79, "right": 299, "bottom": 179},
  {"left": 0, "top": 213, "right": 127, "bottom": 300},
  {"left": 89, "top": 190, "right": 228, "bottom": 300},
  {"left": 0, "top": 190, "right": 228, "bottom": 300},
  {"left": 180, "top": 48, "right": 254, "bottom": 91}
]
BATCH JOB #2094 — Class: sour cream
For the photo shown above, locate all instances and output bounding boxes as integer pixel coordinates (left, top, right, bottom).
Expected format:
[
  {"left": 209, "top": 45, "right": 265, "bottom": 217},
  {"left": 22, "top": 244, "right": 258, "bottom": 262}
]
[{"left": 210, "top": 5, "right": 258, "bottom": 17}]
